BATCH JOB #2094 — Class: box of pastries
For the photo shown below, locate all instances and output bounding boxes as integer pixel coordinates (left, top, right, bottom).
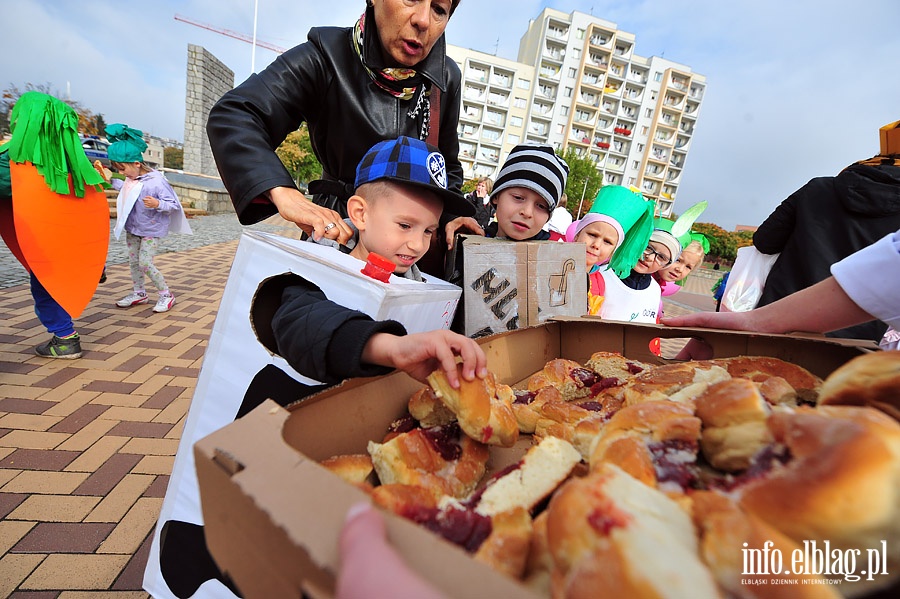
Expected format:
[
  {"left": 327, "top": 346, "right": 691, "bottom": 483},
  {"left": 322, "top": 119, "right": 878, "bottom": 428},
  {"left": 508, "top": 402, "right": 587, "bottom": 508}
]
[{"left": 194, "top": 319, "right": 900, "bottom": 598}]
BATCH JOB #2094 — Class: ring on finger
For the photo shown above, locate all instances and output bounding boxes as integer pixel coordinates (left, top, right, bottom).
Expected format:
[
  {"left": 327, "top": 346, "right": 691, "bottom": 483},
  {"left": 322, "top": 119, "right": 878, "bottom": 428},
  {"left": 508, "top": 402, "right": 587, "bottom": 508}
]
[{"left": 323, "top": 222, "right": 337, "bottom": 232}]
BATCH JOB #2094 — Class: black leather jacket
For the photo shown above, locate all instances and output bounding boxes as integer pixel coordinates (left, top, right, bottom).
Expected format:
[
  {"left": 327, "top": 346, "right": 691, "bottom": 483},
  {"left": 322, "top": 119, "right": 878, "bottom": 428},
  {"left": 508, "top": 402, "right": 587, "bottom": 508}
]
[{"left": 207, "top": 9, "right": 463, "bottom": 225}]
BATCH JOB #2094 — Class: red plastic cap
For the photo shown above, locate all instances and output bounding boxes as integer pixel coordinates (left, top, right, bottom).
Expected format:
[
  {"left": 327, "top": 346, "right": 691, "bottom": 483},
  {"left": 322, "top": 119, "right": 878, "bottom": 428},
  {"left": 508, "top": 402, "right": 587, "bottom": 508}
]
[{"left": 361, "top": 252, "right": 396, "bottom": 283}]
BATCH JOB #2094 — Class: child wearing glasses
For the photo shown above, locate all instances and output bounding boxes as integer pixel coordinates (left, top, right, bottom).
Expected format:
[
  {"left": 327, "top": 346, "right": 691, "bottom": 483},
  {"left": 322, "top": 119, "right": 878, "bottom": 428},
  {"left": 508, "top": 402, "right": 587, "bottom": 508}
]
[
  {"left": 96, "top": 124, "right": 191, "bottom": 313},
  {"left": 590, "top": 199, "right": 707, "bottom": 323}
]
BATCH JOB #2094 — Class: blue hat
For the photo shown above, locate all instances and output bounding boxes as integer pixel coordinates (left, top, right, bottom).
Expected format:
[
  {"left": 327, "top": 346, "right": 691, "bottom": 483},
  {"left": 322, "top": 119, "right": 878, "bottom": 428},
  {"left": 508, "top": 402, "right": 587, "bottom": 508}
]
[{"left": 355, "top": 136, "right": 474, "bottom": 217}]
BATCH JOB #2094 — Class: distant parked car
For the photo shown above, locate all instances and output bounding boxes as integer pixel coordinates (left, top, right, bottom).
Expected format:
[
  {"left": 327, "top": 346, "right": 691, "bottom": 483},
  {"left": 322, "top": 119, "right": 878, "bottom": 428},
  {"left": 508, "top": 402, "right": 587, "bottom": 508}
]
[{"left": 80, "top": 135, "right": 110, "bottom": 167}]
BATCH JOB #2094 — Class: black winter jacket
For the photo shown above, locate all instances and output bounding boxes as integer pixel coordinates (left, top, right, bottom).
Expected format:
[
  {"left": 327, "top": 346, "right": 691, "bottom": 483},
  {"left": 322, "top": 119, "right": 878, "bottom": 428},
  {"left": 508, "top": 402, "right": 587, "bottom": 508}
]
[
  {"left": 207, "top": 6, "right": 463, "bottom": 225},
  {"left": 271, "top": 278, "right": 407, "bottom": 385},
  {"left": 753, "top": 162, "right": 900, "bottom": 341}
]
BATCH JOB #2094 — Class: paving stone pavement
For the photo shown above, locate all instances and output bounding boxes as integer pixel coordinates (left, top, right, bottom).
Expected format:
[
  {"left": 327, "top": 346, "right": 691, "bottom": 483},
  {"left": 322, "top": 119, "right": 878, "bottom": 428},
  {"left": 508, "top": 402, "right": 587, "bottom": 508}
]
[{"left": 0, "top": 213, "right": 706, "bottom": 596}]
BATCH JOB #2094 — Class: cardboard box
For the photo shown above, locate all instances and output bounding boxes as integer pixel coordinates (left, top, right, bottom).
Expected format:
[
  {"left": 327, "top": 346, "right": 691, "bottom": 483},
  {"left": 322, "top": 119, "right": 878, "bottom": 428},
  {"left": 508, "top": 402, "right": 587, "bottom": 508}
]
[
  {"left": 144, "top": 230, "right": 462, "bottom": 599},
  {"left": 447, "top": 236, "right": 587, "bottom": 337},
  {"left": 881, "top": 119, "right": 900, "bottom": 156},
  {"left": 194, "top": 318, "right": 873, "bottom": 599}
]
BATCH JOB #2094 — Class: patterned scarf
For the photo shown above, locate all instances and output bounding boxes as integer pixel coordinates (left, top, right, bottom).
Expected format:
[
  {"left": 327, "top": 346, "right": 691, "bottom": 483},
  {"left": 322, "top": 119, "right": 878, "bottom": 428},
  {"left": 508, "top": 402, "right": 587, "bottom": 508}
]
[{"left": 352, "top": 9, "right": 422, "bottom": 101}]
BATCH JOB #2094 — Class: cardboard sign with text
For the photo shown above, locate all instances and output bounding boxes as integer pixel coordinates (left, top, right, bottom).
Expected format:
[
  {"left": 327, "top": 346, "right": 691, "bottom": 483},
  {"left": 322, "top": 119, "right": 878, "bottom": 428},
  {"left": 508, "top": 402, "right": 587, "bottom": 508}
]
[
  {"left": 144, "top": 230, "right": 461, "bottom": 599},
  {"left": 448, "top": 236, "right": 587, "bottom": 337}
]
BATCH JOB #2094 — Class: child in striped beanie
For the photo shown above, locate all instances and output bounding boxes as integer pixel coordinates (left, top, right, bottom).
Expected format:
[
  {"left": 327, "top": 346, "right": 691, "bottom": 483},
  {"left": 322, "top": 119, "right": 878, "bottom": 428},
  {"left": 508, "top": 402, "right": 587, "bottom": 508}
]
[{"left": 483, "top": 143, "right": 569, "bottom": 241}]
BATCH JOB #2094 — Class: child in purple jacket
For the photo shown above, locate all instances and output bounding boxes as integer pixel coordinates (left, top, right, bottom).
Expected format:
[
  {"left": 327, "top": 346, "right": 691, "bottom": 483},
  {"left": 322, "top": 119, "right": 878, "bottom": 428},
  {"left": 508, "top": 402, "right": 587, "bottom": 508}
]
[{"left": 98, "top": 124, "right": 191, "bottom": 313}]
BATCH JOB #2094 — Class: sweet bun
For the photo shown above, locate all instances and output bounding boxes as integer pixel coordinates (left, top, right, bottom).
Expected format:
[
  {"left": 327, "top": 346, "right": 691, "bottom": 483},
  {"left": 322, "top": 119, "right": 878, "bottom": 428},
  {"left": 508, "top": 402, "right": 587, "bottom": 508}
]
[
  {"left": 427, "top": 366, "right": 519, "bottom": 447},
  {"left": 526, "top": 359, "right": 597, "bottom": 401},
  {"left": 695, "top": 378, "right": 773, "bottom": 472},
  {"left": 319, "top": 453, "right": 374, "bottom": 486},
  {"left": 408, "top": 386, "right": 456, "bottom": 428},
  {"left": 817, "top": 351, "right": 900, "bottom": 422},
  {"left": 584, "top": 351, "right": 653, "bottom": 383},
  {"left": 589, "top": 401, "right": 701, "bottom": 493},
  {"left": 511, "top": 386, "right": 565, "bottom": 434},
  {"left": 710, "top": 356, "right": 822, "bottom": 403},
  {"left": 546, "top": 463, "right": 719, "bottom": 599},
  {"left": 691, "top": 490, "right": 841, "bottom": 598},
  {"left": 621, "top": 361, "right": 731, "bottom": 408},
  {"left": 370, "top": 483, "right": 439, "bottom": 517},
  {"left": 738, "top": 407, "right": 900, "bottom": 568},
  {"left": 473, "top": 507, "right": 534, "bottom": 579},
  {"left": 368, "top": 424, "right": 490, "bottom": 500},
  {"left": 471, "top": 436, "right": 582, "bottom": 518}
]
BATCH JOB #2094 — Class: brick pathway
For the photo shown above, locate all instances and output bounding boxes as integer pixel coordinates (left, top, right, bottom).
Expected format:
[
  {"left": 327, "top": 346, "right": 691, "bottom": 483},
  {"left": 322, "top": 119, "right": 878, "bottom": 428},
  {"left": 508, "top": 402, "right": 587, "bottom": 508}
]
[{"left": 0, "top": 220, "right": 707, "bottom": 596}]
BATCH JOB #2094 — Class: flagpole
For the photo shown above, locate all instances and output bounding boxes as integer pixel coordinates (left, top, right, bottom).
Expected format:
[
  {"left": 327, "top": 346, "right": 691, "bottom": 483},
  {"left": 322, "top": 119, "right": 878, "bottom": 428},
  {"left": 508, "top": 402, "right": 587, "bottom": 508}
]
[{"left": 251, "top": 0, "right": 259, "bottom": 73}]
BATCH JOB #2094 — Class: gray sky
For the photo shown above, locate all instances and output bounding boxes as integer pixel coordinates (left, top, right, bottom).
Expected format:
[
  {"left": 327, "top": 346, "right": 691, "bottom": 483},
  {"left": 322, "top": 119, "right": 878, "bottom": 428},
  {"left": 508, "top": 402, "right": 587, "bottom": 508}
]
[{"left": 3, "top": 0, "right": 898, "bottom": 230}]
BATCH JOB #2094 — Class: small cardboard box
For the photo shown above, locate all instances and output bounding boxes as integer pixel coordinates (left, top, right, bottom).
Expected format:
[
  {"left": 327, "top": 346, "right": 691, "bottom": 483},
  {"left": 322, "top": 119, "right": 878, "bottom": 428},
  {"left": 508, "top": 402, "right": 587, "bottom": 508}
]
[
  {"left": 194, "top": 319, "right": 872, "bottom": 599},
  {"left": 144, "top": 230, "right": 462, "bottom": 599},
  {"left": 448, "top": 235, "right": 586, "bottom": 337},
  {"left": 880, "top": 119, "right": 900, "bottom": 156}
]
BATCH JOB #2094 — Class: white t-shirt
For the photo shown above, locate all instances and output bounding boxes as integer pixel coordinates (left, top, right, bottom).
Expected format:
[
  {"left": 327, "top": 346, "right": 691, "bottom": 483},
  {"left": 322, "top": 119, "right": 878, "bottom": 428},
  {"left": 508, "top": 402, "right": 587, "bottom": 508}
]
[
  {"left": 831, "top": 229, "right": 900, "bottom": 329},
  {"left": 599, "top": 268, "right": 661, "bottom": 323},
  {"left": 545, "top": 206, "right": 573, "bottom": 234}
]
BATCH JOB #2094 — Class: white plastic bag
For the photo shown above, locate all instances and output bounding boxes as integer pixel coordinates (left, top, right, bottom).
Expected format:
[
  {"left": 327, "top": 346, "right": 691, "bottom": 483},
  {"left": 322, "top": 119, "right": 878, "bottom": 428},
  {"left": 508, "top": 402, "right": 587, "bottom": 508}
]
[{"left": 721, "top": 246, "right": 779, "bottom": 312}]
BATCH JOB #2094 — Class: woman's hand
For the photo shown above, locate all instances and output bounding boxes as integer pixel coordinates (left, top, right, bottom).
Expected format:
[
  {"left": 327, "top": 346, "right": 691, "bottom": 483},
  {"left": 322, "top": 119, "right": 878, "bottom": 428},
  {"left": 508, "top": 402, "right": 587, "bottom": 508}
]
[
  {"left": 361, "top": 330, "right": 488, "bottom": 389},
  {"left": 444, "top": 216, "right": 484, "bottom": 249},
  {"left": 268, "top": 186, "right": 353, "bottom": 244}
]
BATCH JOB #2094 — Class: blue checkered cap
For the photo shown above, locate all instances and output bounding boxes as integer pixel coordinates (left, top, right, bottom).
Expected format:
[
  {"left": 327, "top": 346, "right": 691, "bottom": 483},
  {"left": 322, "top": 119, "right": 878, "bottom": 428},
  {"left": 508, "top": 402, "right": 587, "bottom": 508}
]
[{"left": 354, "top": 136, "right": 474, "bottom": 217}]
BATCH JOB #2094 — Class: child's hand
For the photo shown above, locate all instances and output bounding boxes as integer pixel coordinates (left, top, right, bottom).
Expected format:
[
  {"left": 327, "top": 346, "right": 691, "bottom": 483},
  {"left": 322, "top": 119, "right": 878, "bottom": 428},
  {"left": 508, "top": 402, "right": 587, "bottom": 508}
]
[
  {"left": 93, "top": 160, "right": 111, "bottom": 183},
  {"left": 445, "top": 216, "right": 484, "bottom": 250},
  {"left": 142, "top": 196, "right": 160, "bottom": 209},
  {"left": 361, "top": 330, "right": 487, "bottom": 388}
]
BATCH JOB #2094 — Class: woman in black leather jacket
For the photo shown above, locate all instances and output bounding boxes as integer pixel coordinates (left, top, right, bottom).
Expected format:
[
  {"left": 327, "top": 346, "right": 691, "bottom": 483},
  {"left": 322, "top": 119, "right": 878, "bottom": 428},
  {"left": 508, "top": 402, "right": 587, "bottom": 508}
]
[{"left": 207, "top": 0, "right": 464, "bottom": 246}]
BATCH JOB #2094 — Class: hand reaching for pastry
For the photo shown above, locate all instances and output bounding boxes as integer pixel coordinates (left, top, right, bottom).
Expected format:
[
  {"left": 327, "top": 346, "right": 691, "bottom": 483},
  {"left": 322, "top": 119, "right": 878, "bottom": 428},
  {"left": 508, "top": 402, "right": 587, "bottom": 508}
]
[
  {"left": 337, "top": 502, "right": 444, "bottom": 599},
  {"left": 93, "top": 160, "right": 112, "bottom": 183},
  {"left": 361, "top": 330, "right": 487, "bottom": 389}
]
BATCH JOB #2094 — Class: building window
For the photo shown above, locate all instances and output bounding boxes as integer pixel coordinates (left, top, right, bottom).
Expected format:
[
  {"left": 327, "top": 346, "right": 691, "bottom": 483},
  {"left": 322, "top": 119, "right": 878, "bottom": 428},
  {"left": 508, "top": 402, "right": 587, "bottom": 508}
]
[
  {"left": 576, "top": 28, "right": 585, "bottom": 39},
  {"left": 632, "top": 160, "right": 640, "bottom": 169},
  {"left": 645, "top": 108, "right": 653, "bottom": 118},
  {"left": 564, "top": 87, "right": 573, "bottom": 98},
  {"left": 561, "top": 106, "right": 569, "bottom": 116},
  {"left": 555, "top": 124, "right": 565, "bottom": 135},
  {"left": 654, "top": 72, "right": 663, "bottom": 82},
  {"left": 514, "top": 97, "right": 527, "bottom": 109},
  {"left": 508, "top": 133, "right": 520, "bottom": 144},
  {"left": 641, "top": 126, "right": 649, "bottom": 135},
  {"left": 510, "top": 116, "right": 523, "bottom": 127},
  {"left": 568, "top": 67, "right": 577, "bottom": 78},
  {"left": 517, "top": 78, "right": 530, "bottom": 90}
]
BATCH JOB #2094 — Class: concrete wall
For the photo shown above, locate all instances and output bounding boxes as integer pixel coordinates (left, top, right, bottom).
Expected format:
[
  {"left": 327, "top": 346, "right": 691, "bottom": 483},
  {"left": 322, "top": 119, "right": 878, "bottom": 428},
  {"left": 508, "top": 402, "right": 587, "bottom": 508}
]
[
  {"left": 169, "top": 182, "right": 234, "bottom": 215},
  {"left": 183, "top": 44, "right": 234, "bottom": 177}
]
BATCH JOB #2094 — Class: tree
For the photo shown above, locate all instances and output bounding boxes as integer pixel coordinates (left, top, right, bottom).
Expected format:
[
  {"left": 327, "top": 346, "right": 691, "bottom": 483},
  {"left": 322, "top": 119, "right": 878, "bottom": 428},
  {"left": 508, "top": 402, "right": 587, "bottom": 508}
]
[
  {"left": 164, "top": 147, "right": 184, "bottom": 170},
  {"left": 693, "top": 221, "right": 739, "bottom": 262},
  {"left": 559, "top": 147, "right": 603, "bottom": 218},
  {"left": 276, "top": 124, "right": 321, "bottom": 186},
  {"left": 2, "top": 82, "right": 107, "bottom": 137}
]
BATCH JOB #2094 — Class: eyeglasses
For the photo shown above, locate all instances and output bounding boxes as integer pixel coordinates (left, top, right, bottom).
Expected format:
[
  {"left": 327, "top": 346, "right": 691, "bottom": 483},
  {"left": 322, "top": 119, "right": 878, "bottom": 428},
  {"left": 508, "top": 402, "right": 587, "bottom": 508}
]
[{"left": 642, "top": 245, "right": 672, "bottom": 267}]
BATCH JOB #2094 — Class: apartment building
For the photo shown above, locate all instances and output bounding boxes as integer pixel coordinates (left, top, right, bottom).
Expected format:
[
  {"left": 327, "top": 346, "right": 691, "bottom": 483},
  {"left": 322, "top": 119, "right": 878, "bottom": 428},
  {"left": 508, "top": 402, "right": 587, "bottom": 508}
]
[{"left": 448, "top": 8, "right": 705, "bottom": 217}]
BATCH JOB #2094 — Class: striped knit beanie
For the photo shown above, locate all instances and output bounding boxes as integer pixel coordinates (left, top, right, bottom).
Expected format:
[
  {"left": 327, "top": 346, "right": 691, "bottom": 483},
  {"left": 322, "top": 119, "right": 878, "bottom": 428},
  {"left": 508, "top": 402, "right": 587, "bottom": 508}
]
[{"left": 491, "top": 144, "right": 569, "bottom": 211}]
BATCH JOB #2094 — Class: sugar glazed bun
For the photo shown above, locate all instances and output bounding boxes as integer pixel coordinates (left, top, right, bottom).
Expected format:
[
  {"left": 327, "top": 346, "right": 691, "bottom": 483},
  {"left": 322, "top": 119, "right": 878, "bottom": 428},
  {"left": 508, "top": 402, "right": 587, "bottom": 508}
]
[
  {"left": 427, "top": 365, "right": 519, "bottom": 447},
  {"left": 546, "top": 463, "right": 719, "bottom": 599},
  {"left": 621, "top": 361, "right": 731, "bottom": 408},
  {"left": 526, "top": 358, "right": 597, "bottom": 401},
  {"left": 818, "top": 351, "right": 900, "bottom": 422},
  {"left": 737, "top": 406, "right": 900, "bottom": 581},
  {"left": 709, "top": 355, "right": 823, "bottom": 403},
  {"left": 368, "top": 424, "right": 490, "bottom": 500}
]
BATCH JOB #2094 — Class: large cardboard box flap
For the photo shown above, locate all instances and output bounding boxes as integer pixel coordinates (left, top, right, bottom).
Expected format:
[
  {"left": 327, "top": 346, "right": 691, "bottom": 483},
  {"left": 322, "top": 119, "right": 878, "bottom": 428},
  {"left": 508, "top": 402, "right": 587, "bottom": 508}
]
[
  {"left": 195, "top": 319, "right": 873, "bottom": 598},
  {"left": 144, "top": 230, "right": 461, "bottom": 599}
]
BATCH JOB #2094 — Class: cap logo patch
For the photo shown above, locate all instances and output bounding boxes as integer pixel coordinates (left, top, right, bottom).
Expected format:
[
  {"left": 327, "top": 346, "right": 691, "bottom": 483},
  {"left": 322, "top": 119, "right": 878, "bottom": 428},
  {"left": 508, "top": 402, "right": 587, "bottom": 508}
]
[{"left": 427, "top": 152, "right": 447, "bottom": 189}]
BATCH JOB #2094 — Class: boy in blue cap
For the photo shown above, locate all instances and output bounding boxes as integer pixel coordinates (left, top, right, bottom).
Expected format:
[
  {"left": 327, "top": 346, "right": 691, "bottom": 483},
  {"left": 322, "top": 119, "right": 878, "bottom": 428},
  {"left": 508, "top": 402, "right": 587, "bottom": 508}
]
[{"left": 272, "top": 136, "right": 484, "bottom": 389}]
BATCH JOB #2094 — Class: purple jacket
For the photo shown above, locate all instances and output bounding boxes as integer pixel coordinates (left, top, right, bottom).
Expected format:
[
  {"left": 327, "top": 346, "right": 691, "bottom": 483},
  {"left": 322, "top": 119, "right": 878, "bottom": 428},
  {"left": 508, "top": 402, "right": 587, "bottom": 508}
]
[{"left": 112, "top": 170, "right": 190, "bottom": 239}]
